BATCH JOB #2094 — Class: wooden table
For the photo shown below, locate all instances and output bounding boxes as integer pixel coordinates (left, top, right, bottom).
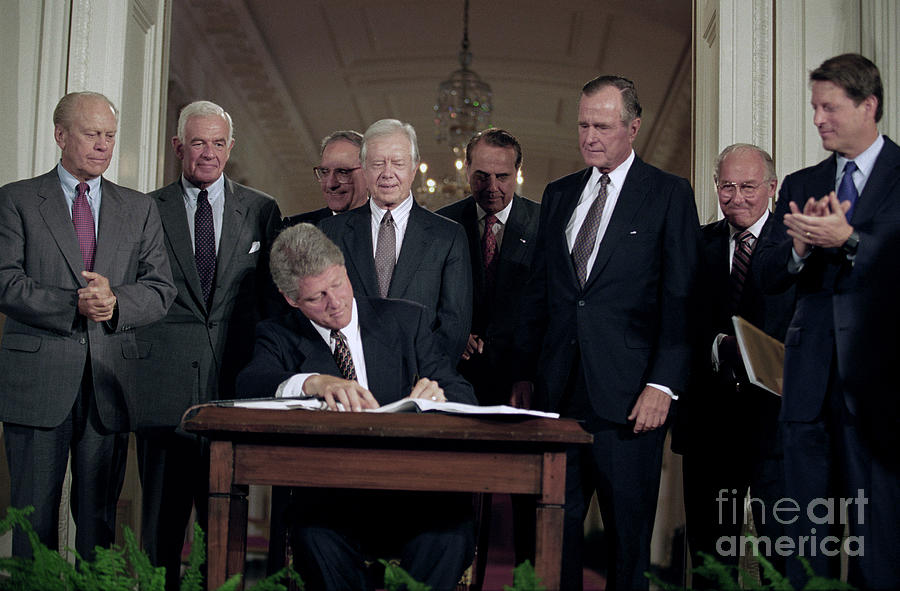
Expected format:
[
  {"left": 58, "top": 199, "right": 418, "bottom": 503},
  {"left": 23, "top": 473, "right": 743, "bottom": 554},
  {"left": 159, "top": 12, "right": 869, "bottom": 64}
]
[{"left": 182, "top": 405, "right": 592, "bottom": 590}]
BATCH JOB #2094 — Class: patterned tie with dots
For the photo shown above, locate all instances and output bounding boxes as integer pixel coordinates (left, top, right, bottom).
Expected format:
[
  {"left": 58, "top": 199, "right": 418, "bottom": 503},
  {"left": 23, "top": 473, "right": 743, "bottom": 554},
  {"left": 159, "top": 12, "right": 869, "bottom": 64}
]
[
  {"left": 195, "top": 189, "right": 217, "bottom": 304},
  {"left": 73, "top": 182, "right": 96, "bottom": 271},
  {"left": 331, "top": 330, "right": 357, "bottom": 381}
]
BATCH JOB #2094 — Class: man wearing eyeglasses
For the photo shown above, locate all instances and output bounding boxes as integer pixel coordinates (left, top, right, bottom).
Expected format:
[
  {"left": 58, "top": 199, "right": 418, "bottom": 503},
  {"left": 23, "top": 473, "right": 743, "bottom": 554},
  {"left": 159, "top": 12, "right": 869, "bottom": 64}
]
[
  {"left": 675, "top": 144, "right": 794, "bottom": 582},
  {"left": 284, "top": 130, "right": 368, "bottom": 226}
]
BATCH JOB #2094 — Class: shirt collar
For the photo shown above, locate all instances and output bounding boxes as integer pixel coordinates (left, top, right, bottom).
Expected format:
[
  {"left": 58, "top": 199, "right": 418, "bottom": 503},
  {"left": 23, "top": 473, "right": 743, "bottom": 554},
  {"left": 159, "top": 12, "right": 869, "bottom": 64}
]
[
  {"left": 729, "top": 209, "right": 769, "bottom": 241},
  {"left": 476, "top": 196, "right": 514, "bottom": 225},
  {"left": 57, "top": 162, "right": 101, "bottom": 197},
  {"left": 369, "top": 192, "right": 414, "bottom": 225},
  {"left": 181, "top": 173, "right": 226, "bottom": 204},
  {"left": 309, "top": 298, "right": 360, "bottom": 345},
  {"left": 587, "top": 149, "right": 635, "bottom": 195},
  {"left": 836, "top": 134, "right": 884, "bottom": 182}
]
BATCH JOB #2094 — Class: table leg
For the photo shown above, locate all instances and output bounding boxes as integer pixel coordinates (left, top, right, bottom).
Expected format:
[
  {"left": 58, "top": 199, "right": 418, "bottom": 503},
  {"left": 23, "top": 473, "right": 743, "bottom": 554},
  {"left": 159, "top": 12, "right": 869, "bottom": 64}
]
[
  {"left": 207, "top": 441, "right": 238, "bottom": 590},
  {"left": 534, "top": 451, "right": 568, "bottom": 590}
]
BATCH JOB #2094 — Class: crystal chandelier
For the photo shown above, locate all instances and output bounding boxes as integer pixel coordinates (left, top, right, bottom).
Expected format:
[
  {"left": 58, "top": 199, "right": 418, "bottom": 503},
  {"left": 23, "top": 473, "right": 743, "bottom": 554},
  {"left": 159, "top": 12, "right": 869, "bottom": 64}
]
[{"left": 433, "top": 0, "right": 492, "bottom": 158}]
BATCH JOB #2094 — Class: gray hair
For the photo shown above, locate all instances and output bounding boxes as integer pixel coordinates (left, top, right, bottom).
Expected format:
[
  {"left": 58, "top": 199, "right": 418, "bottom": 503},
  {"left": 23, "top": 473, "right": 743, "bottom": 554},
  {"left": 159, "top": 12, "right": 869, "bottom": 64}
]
[
  {"left": 360, "top": 119, "right": 419, "bottom": 167},
  {"left": 714, "top": 143, "right": 777, "bottom": 182},
  {"left": 270, "top": 223, "right": 345, "bottom": 298},
  {"left": 53, "top": 92, "right": 119, "bottom": 128},
  {"left": 177, "top": 100, "right": 234, "bottom": 144},
  {"left": 321, "top": 130, "right": 363, "bottom": 157},
  {"left": 581, "top": 75, "right": 642, "bottom": 125}
]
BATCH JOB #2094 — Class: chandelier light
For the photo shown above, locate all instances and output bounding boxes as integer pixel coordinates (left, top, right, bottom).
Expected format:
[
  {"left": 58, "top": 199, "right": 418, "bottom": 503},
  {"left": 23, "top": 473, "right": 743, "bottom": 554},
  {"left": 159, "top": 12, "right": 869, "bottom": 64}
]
[{"left": 434, "top": 0, "right": 492, "bottom": 158}]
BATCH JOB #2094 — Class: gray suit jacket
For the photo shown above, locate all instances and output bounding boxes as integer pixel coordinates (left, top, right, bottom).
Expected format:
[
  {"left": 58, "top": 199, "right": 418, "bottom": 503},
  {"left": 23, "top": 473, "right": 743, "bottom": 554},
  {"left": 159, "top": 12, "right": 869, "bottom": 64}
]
[
  {"left": 0, "top": 168, "right": 176, "bottom": 431},
  {"left": 131, "top": 177, "right": 283, "bottom": 428},
  {"left": 319, "top": 200, "right": 472, "bottom": 361}
]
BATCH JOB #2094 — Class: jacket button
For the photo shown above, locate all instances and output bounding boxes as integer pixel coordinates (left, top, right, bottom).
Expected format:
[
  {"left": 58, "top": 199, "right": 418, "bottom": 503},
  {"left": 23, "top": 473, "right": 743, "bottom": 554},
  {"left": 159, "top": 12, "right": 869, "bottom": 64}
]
[
  {"left": 79, "top": 337, "right": 86, "bottom": 345},
  {"left": 578, "top": 300, "right": 585, "bottom": 307},
  {"left": 191, "top": 361, "right": 199, "bottom": 368}
]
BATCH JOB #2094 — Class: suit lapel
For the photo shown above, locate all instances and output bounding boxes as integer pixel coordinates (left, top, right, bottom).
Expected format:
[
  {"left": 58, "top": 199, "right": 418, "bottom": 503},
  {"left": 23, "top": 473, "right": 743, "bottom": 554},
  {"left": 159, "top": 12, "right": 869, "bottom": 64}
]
[
  {"left": 292, "top": 312, "right": 340, "bottom": 373},
  {"left": 213, "top": 178, "right": 248, "bottom": 307},
  {"left": 37, "top": 171, "right": 85, "bottom": 284},
  {"left": 157, "top": 182, "right": 207, "bottom": 312},
  {"left": 389, "top": 200, "right": 429, "bottom": 297},
  {"left": 852, "top": 137, "right": 900, "bottom": 224},
  {"left": 93, "top": 179, "right": 127, "bottom": 277},
  {"left": 551, "top": 169, "right": 592, "bottom": 287},
  {"left": 498, "top": 195, "right": 534, "bottom": 268},
  {"left": 460, "top": 199, "right": 485, "bottom": 294},
  {"left": 341, "top": 208, "right": 380, "bottom": 297},
  {"left": 584, "top": 158, "right": 652, "bottom": 289}
]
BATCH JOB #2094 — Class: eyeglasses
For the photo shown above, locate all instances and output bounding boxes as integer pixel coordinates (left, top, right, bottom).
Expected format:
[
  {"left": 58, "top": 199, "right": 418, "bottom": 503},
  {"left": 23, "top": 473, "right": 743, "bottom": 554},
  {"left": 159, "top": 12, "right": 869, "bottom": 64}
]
[
  {"left": 717, "top": 181, "right": 766, "bottom": 197},
  {"left": 313, "top": 166, "right": 360, "bottom": 184}
]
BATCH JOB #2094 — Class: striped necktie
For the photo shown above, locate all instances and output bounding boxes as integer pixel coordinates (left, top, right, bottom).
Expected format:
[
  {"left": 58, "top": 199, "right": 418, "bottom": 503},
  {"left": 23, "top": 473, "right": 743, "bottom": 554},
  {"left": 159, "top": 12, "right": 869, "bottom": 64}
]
[{"left": 730, "top": 230, "right": 755, "bottom": 312}]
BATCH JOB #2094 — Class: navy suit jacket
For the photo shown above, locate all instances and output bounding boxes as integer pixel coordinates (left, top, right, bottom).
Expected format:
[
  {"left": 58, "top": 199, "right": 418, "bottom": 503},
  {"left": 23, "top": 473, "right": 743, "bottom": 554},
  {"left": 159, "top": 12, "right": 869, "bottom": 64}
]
[
  {"left": 756, "top": 136, "right": 900, "bottom": 431},
  {"left": 236, "top": 296, "right": 476, "bottom": 405},
  {"left": 516, "top": 157, "right": 701, "bottom": 423},
  {"left": 437, "top": 194, "right": 540, "bottom": 404},
  {"left": 319, "top": 200, "right": 472, "bottom": 361},
  {"left": 131, "top": 177, "right": 283, "bottom": 428},
  {"left": 0, "top": 169, "right": 176, "bottom": 431},
  {"left": 673, "top": 215, "right": 794, "bottom": 454}
]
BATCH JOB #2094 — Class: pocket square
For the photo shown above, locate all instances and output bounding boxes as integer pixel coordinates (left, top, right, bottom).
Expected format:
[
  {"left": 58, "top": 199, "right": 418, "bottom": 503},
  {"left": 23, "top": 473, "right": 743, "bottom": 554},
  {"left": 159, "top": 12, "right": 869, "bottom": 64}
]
[{"left": 249, "top": 241, "right": 261, "bottom": 254}]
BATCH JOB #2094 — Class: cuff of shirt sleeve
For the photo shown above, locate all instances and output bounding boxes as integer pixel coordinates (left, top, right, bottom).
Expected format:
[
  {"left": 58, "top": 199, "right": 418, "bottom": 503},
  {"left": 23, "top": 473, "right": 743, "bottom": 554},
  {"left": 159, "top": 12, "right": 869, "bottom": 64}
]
[
  {"left": 789, "top": 247, "right": 809, "bottom": 273},
  {"left": 647, "top": 382, "right": 678, "bottom": 400},
  {"left": 276, "top": 373, "right": 317, "bottom": 398}
]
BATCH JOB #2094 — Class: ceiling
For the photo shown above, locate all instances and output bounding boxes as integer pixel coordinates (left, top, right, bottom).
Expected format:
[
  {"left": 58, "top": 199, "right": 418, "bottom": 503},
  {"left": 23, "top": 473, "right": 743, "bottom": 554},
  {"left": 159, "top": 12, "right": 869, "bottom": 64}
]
[{"left": 176, "top": 0, "right": 692, "bottom": 214}]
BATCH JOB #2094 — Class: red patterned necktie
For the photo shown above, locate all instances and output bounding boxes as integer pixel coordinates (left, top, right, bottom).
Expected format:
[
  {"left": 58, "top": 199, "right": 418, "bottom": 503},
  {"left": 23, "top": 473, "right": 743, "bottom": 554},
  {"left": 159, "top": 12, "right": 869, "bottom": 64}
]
[
  {"left": 730, "top": 230, "right": 755, "bottom": 312},
  {"left": 482, "top": 214, "right": 499, "bottom": 294},
  {"left": 73, "top": 182, "right": 96, "bottom": 271},
  {"left": 571, "top": 174, "right": 610, "bottom": 287},
  {"left": 195, "top": 189, "right": 217, "bottom": 304},
  {"left": 331, "top": 330, "right": 357, "bottom": 381}
]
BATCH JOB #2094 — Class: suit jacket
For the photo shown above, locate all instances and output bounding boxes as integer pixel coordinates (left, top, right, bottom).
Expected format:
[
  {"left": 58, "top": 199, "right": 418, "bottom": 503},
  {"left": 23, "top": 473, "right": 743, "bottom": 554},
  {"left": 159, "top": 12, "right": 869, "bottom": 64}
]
[
  {"left": 673, "top": 216, "right": 794, "bottom": 455},
  {"left": 319, "top": 200, "right": 472, "bottom": 361},
  {"left": 755, "top": 136, "right": 900, "bottom": 431},
  {"left": 236, "top": 296, "right": 476, "bottom": 405},
  {"left": 283, "top": 206, "right": 332, "bottom": 228},
  {"left": 516, "top": 157, "right": 701, "bottom": 423},
  {"left": 0, "top": 168, "right": 176, "bottom": 431},
  {"left": 437, "top": 194, "right": 540, "bottom": 404},
  {"left": 130, "top": 177, "right": 283, "bottom": 428}
]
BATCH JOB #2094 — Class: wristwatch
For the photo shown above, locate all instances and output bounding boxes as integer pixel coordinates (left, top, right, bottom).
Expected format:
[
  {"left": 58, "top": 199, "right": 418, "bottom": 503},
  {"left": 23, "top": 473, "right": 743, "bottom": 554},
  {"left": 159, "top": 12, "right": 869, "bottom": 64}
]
[{"left": 842, "top": 230, "right": 860, "bottom": 256}]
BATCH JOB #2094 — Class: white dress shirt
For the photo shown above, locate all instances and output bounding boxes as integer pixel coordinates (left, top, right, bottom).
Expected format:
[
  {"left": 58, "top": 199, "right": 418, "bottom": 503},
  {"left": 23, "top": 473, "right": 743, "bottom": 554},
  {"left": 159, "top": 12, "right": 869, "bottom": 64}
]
[
  {"left": 369, "top": 193, "right": 414, "bottom": 261},
  {"left": 57, "top": 163, "right": 102, "bottom": 236},
  {"left": 181, "top": 174, "right": 226, "bottom": 254}
]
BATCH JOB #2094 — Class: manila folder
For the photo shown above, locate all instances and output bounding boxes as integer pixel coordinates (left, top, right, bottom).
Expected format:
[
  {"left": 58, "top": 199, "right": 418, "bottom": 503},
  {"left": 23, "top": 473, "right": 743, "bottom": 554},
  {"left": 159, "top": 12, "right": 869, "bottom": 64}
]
[{"left": 731, "top": 316, "right": 784, "bottom": 396}]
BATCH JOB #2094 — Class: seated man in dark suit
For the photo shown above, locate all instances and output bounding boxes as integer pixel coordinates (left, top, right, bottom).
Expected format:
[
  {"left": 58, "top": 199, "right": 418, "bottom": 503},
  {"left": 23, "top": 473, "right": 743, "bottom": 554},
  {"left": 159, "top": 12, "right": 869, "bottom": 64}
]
[
  {"left": 283, "top": 130, "right": 368, "bottom": 226},
  {"left": 236, "top": 223, "right": 475, "bottom": 591}
]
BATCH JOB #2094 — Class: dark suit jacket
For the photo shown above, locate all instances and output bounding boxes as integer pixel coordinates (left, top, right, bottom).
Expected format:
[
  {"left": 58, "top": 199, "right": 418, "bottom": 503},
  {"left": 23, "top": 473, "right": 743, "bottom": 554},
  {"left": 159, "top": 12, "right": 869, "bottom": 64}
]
[
  {"left": 516, "top": 157, "right": 700, "bottom": 423},
  {"left": 0, "top": 168, "right": 176, "bottom": 431},
  {"left": 756, "top": 136, "right": 900, "bottom": 432},
  {"left": 437, "top": 194, "right": 540, "bottom": 404},
  {"left": 283, "top": 206, "right": 332, "bottom": 228},
  {"left": 673, "top": 215, "right": 794, "bottom": 455},
  {"left": 130, "top": 177, "right": 283, "bottom": 428},
  {"left": 236, "top": 296, "right": 476, "bottom": 405},
  {"left": 319, "top": 200, "right": 472, "bottom": 361}
]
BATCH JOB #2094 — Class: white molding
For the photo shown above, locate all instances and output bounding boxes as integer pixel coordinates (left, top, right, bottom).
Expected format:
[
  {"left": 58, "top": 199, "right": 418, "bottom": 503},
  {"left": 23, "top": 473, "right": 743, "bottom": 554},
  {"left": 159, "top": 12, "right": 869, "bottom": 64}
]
[{"left": 862, "top": 0, "right": 899, "bottom": 140}]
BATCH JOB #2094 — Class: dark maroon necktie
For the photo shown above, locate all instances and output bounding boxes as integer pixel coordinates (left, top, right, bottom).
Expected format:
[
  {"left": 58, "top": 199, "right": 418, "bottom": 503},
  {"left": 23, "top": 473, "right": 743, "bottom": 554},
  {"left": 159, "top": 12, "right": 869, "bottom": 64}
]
[
  {"left": 73, "top": 182, "right": 96, "bottom": 271},
  {"left": 482, "top": 214, "right": 499, "bottom": 294}
]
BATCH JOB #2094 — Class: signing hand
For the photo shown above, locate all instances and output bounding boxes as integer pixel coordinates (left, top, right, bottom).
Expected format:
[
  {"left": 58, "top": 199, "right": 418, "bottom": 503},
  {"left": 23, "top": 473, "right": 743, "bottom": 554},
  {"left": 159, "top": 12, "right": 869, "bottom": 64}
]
[
  {"left": 407, "top": 378, "right": 446, "bottom": 402},
  {"left": 303, "top": 374, "right": 379, "bottom": 412},
  {"left": 77, "top": 271, "right": 117, "bottom": 322},
  {"left": 627, "top": 385, "right": 672, "bottom": 434}
]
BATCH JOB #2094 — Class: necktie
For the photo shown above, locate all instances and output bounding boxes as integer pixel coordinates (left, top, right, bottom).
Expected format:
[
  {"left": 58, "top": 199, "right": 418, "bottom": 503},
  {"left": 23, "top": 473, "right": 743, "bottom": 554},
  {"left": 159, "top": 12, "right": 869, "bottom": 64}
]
[
  {"left": 571, "top": 174, "right": 611, "bottom": 287},
  {"left": 195, "top": 189, "right": 216, "bottom": 304},
  {"left": 374, "top": 211, "right": 396, "bottom": 297},
  {"left": 331, "top": 330, "right": 357, "bottom": 381},
  {"left": 730, "top": 230, "right": 755, "bottom": 313},
  {"left": 72, "top": 182, "right": 96, "bottom": 272},
  {"left": 482, "top": 214, "right": 499, "bottom": 295},
  {"left": 837, "top": 161, "right": 859, "bottom": 220}
]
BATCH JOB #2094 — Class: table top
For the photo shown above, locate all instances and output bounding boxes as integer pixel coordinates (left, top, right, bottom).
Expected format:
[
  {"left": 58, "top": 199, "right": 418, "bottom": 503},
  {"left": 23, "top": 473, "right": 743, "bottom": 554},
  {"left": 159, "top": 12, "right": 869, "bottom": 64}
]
[{"left": 182, "top": 404, "right": 593, "bottom": 446}]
